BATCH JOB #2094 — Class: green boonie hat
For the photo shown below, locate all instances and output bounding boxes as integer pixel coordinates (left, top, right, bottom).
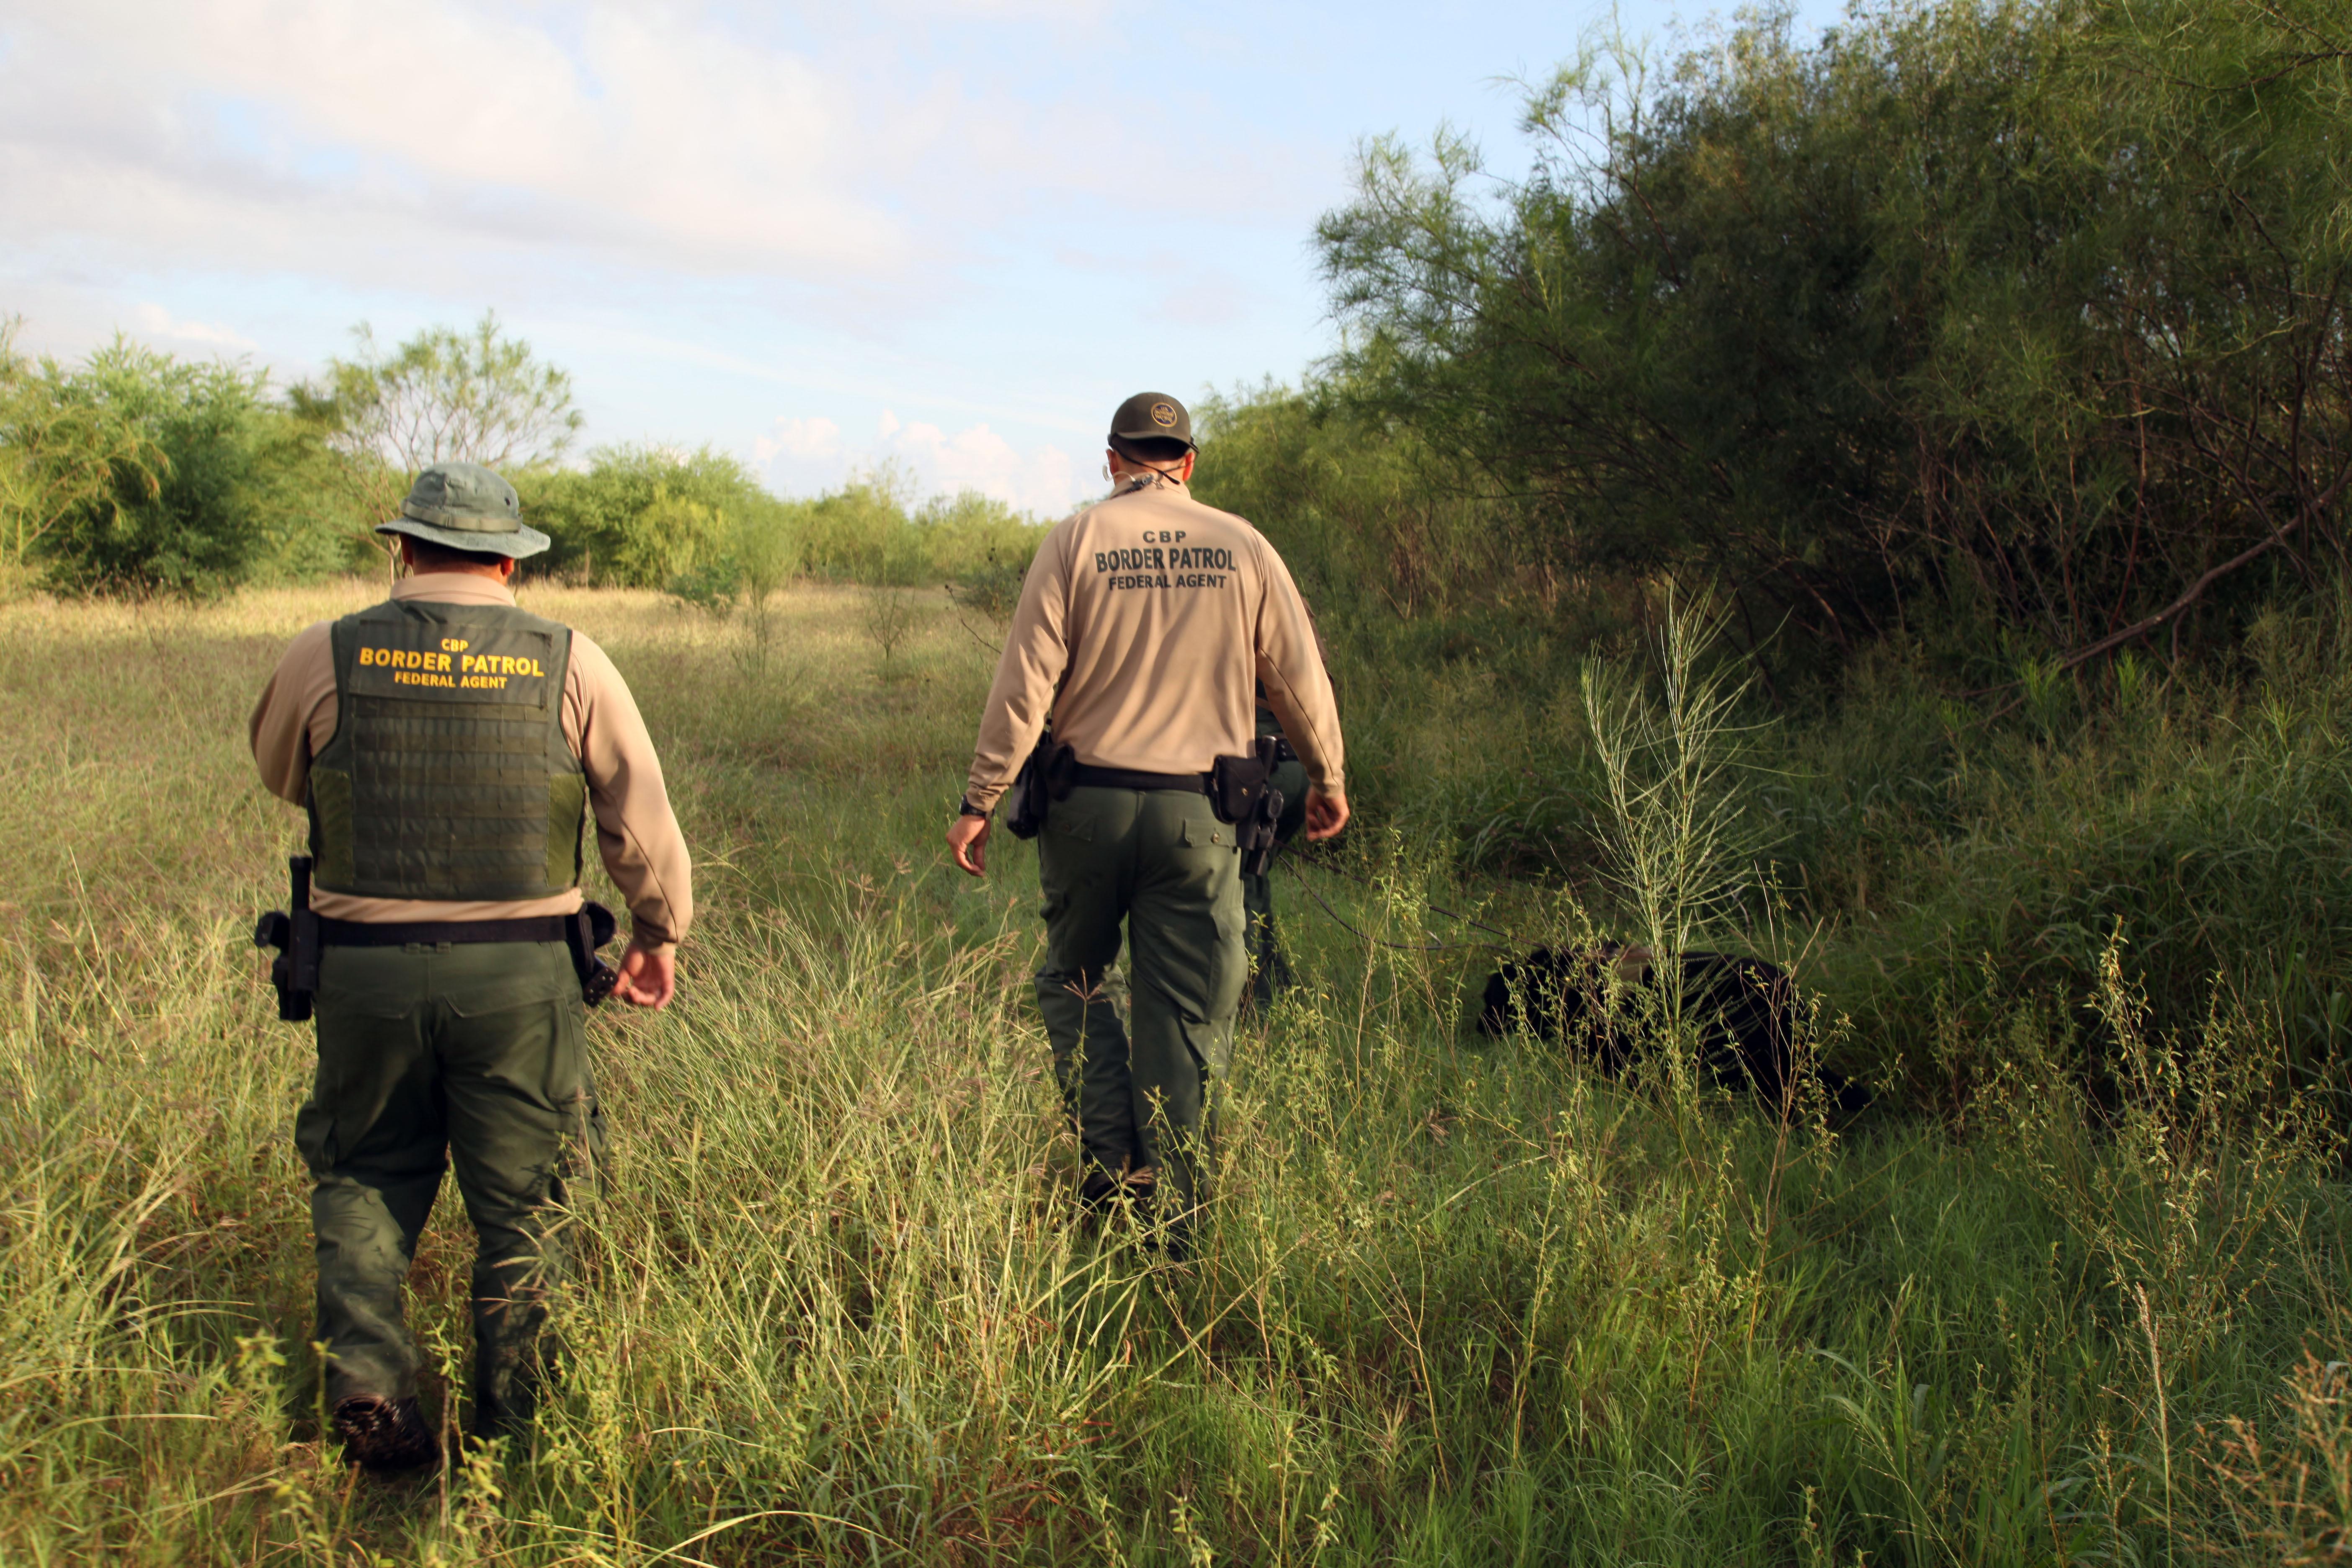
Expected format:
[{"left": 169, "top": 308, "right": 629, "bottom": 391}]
[
  {"left": 375, "top": 461, "right": 551, "bottom": 560},
  {"left": 1109, "top": 392, "right": 1195, "bottom": 451}
]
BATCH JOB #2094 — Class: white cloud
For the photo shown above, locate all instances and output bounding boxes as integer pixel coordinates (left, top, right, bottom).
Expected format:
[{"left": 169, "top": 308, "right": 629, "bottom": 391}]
[
  {"left": 753, "top": 416, "right": 842, "bottom": 463},
  {"left": 885, "top": 418, "right": 1080, "bottom": 514},
  {"left": 758, "top": 408, "right": 1086, "bottom": 516},
  {"left": 1, "top": 0, "right": 899, "bottom": 280},
  {"left": 0, "top": 0, "right": 1335, "bottom": 490},
  {"left": 127, "top": 302, "right": 258, "bottom": 351},
  {"left": 0, "top": 0, "right": 1314, "bottom": 307}
]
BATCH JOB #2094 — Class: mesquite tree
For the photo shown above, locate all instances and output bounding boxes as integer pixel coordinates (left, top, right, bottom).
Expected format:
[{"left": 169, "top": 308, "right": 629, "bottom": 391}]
[
  {"left": 1318, "top": 0, "right": 2351, "bottom": 677},
  {"left": 292, "top": 312, "right": 583, "bottom": 571}
]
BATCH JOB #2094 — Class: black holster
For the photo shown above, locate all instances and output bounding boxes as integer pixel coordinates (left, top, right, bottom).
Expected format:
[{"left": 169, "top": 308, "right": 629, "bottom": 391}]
[
  {"left": 1005, "top": 731, "right": 1077, "bottom": 840},
  {"left": 1211, "top": 737, "right": 1287, "bottom": 877},
  {"left": 253, "top": 854, "right": 322, "bottom": 1022},
  {"left": 566, "top": 901, "right": 621, "bottom": 1007}
]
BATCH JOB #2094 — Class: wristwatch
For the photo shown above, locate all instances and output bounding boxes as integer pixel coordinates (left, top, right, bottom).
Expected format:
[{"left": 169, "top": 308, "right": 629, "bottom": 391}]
[{"left": 957, "top": 797, "right": 989, "bottom": 818}]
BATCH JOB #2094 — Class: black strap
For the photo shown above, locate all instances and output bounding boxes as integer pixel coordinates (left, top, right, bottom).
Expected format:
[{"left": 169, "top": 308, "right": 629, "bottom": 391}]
[
  {"left": 319, "top": 915, "right": 570, "bottom": 947},
  {"left": 1067, "top": 763, "right": 1210, "bottom": 794}
]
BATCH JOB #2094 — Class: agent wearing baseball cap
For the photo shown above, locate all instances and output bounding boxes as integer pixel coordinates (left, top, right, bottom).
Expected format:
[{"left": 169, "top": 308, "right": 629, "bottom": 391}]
[
  {"left": 947, "top": 395, "right": 1348, "bottom": 1259},
  {"left": 248, "top": 462, "right": 693, "bottom": 1470}
]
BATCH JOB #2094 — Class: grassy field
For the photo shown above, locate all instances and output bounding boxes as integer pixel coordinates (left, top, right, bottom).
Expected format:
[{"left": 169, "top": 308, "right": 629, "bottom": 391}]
[{"left": 3, "top": 579, "right": 2348, "bottom": 1564}]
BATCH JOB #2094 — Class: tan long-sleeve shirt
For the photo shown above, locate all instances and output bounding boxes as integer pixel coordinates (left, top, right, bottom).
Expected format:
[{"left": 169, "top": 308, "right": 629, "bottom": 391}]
[
  {"left": 964, "top": 473, "right": 1344, "bottom": 812},
  {"left": 249, "top": 574, "right": 694, "bottom": 952}
]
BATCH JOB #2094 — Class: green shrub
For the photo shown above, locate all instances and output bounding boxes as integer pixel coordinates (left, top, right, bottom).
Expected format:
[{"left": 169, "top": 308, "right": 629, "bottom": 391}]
[
  {"left": 11, "top": 341, "right": 286, "bottom": 594},
  {"left": 0, "top": 322, "right": 167, "bottom": 580},
  {"left": 799, "top": 469, "right": 1046, "bottom": 597},
  {"left": 1199, "top": 372, "right": 2352, "bottom": 1099},
  {"left": 920, "top": 489, "right": 1045, "bottom": 618},
  {"left": 523, "top": 445, "right": 769, "bottom": 587},
  {"left": 801, "top": 466, "right": 925, "bottom": 583},
  {"left": 0, "top": 329, "right": 372, "bottom": 594},
  {"left": 1194, "top": 385, "right": 1525, "bottom": 619},
  {"left": 1318, "top": 0, "right": 2352, "bottom": 678}
]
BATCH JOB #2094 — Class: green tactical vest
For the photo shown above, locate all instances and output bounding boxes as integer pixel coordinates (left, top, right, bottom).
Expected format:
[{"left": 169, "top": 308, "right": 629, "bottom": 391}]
[{"left": 307, "top": 598, "right": 587, "bottom": 901}]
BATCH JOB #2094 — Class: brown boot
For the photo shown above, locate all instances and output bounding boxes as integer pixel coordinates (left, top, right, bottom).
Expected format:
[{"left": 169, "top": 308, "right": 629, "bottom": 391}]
[{"left": 331, "top": 1395, "right": 437, "bottom": 1474}]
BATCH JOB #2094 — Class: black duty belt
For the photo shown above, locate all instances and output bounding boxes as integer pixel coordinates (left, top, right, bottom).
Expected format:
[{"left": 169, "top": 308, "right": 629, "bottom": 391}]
[
  {"left": 258, "top": 864, "right": 622, "bottom": 1015},
  {"left": 320, "top": 915, "right": 572, "bottom": 946},
  {"left": 1066, "top": 763, "right": 1210, "bottom": 794}
]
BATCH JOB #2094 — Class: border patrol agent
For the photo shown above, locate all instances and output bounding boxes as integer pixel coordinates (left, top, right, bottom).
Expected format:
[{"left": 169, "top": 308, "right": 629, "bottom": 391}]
[
  {"left": 947, "top": 394, "right": 1347, "bottom": 1254},
  {"left": 249, "top": 462, "right": 693, "bottom": 1469}
]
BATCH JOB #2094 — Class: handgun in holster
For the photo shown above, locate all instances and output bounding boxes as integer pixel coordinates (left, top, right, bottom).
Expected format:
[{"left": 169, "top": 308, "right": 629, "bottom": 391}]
[
  {"left": 1211, "top": 737, "right": 1287, "bottom": 877},
  {"left": 565, "top": 902, "right": 621, "bottom": 1007},
  {"left": 252, "top": 854, "right": 322, "bottom": 1022},
  {"left": 1005, "top": 730, "right": 1078, "bottom": 840}
]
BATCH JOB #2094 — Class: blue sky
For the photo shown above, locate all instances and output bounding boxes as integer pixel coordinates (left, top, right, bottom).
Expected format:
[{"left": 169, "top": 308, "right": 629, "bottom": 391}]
[{"left": 0, "top": 0, "right": 1845, "bottom": 514}]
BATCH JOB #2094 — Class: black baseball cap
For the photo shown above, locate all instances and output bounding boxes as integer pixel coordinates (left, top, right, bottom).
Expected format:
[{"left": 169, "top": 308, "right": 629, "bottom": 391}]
[{"left": 1109, "top": 392, "right": 1195, "bottom": 451}]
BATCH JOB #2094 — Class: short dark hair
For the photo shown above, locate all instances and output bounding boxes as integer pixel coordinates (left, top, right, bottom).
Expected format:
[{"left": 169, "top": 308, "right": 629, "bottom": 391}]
[
  {"left": 402, "top": 536, "right": 510, "bottom": 573},
  {"left": 1110, "top": 434, "right": 1191, "bottom": 466}
]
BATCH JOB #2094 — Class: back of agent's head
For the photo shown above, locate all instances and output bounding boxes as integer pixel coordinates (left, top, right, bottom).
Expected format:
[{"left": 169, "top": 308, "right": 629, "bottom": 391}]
[
  {"left": 1109, "top": 433, "right": 1192, "bottom": 466},
  {"left": 1108, "top": 392, "right": 1195, "bottom": 467},
  {"left": 403, "top": 536, "right": 513, "bottom": 573}
]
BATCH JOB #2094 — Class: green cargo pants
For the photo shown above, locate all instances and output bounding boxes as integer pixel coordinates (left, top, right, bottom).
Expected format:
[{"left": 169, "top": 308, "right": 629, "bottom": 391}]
[
  {"left": 1035, "top": 785, "right": 1246, "bottom": 1224},
  {"left": 1240, "top": 752, "right": 1311, "bottom": 1007},
  {"left": 296, "top": 940, "right": 603, "bottom": 1437}
]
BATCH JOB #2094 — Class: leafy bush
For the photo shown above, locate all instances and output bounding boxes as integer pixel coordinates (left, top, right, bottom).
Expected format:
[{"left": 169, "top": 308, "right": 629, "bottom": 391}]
[
  {"left": 918, "top": 489, "right": 1047, "bottom": 617},
  {"left": 288, "top": 313, "right": 582, "bottom": 572},
  {"left": 5, "top": 318, "right": 1049, "bottom": 602},
  {"left": 1196, "top": 372, "right": 2352, "bottom": 1097},
  {"left": 1194, "top": 385, "right": 1527, "bottom": 619},
  {"left": 524, "top": 445, "right": 774, "bottom": 587},
  {"left": 799, "top": 468, "right": 1047, "bottom": 599},
  {"left": 802, "top": 466, "right": 925, "bottom": 583},
  {"left": 0, "top": 322, "right": 166, "bottom": 579},
  {"left": 0, "top": 338, "right": 351, "bottom": 595},
  {"left": 1318, "top": 0, "right": 2352, "bottom": 678},
  {"left": 1175, "top": 0, "right": 2352, "bottom": 1103}
]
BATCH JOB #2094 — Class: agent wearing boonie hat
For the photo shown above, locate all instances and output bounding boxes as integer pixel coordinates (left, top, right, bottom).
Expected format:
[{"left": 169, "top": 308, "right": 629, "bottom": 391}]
[
  {"left": 247, "top": 461, "right": 693, "bottom": 1471},
  {"left": 946, "top": 392, "right": 1350, "bottom": 1260},
  {"left": 373, "top": 460, "right": 553, "bottom": 558}
]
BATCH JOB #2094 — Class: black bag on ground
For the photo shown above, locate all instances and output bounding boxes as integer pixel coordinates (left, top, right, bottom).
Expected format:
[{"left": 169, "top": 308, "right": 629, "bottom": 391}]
[{"left": 1476, "top": 944, "right": 1867, "bottom": 1114}]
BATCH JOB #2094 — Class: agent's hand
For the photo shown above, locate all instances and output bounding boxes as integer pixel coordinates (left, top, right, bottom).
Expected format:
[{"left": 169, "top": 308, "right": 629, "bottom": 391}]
[
  {"left": 948, "top": 813, "right": 990, "bottom": 876},
  {"left": 1304, "top": 787, "right": 1351, "bottom": 842},
  {"left": 612, "top": 941, "right": 676, "bottom": 1009}
]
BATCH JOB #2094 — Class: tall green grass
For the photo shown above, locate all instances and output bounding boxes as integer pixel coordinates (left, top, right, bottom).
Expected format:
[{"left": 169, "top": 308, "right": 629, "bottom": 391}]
[
  {"left": 2, "top": 582, "right": 2347, "bottom": 1562},
  {"left": 1281, "top": 572, "right": 2352, "bottom": 1107}
]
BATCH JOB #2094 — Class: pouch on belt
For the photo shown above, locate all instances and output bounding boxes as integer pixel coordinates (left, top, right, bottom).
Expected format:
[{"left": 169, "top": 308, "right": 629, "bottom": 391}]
[
  {"left": 1210, "top": 738, "right": 1287, "bottom": 876},
  {"left": 1006, "top": 730, "right": 1078, "bottom": 840}
]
